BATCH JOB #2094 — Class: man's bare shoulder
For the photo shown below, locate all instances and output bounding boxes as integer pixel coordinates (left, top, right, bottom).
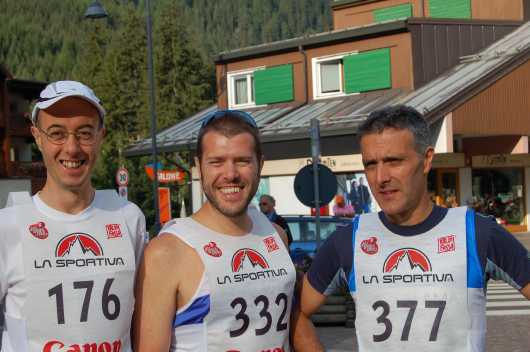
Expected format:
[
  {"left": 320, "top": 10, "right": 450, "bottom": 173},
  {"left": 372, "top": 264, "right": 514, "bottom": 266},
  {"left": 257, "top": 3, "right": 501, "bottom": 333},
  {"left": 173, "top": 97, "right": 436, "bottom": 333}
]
[{"left": 144, "top": 232, "right": 196, "bottom": 266}]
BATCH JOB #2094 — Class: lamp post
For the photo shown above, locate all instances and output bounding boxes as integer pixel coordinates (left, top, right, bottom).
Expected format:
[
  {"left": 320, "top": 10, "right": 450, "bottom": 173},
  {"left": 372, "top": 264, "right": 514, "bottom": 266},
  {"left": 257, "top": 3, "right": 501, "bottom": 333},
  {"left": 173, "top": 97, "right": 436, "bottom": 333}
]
[{"left": 85, "top": 0, "right": 161, "bottom": 233}]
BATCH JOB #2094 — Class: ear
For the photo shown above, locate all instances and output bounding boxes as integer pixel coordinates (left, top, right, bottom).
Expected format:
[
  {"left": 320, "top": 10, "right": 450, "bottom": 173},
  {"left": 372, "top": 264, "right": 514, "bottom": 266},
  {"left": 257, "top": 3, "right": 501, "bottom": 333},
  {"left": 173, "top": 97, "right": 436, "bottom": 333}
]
[
  {"left": 31, "top": 125, "right": 43, "bottom": 151},
  {"left": 423, "top": 146, "right": 435, "bottom": 174},
  {"left": 194, "top": 156, "right": 202, "bottom": 179},
  {"left": 257, "top": 156, "right": 264, "bottom": 178}
]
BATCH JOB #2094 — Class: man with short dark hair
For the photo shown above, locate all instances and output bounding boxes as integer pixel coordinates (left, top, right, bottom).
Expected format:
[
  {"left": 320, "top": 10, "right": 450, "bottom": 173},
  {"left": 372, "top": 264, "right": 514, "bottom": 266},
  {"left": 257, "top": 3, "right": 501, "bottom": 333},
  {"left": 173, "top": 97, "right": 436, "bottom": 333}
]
[
  {"left": 133, "top": 110, "right": 296, "bottom": 351},
  {"left": 0, "top": 81, "right": 147, "bottom": 352},
  {"left": 292, "top": 105, "right": 530, "bottom": 351},
  {"left": 259, "top": 194, "right": 293, "bottom": 246}
]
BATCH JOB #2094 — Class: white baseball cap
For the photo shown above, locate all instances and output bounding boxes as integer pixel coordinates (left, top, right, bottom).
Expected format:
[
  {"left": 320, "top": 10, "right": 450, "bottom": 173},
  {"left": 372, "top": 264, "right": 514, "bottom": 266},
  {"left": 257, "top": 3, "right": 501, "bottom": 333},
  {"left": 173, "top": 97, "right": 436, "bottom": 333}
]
[{"left": 31, "top": 80, "right": 106, "bottom": 124}]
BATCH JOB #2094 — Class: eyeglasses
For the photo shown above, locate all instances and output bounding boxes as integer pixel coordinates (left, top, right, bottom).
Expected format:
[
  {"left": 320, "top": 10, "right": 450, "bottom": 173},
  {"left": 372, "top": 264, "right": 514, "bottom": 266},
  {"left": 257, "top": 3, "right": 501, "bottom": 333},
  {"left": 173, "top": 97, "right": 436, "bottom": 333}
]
[
  {"left": 200, "top": 109, "right": 258, "bottom": 129},
  {"left": 259, "top": 202, "right": 270, "bottom": 206},
  {"left": 37, "top": 125, "right": 100, "bottom": 146}
]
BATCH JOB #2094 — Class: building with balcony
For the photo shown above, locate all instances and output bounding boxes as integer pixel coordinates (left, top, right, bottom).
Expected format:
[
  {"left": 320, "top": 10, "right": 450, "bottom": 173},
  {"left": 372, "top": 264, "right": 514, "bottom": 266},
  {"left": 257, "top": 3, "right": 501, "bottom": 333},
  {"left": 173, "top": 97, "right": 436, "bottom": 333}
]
[{"left": 0, "top": 65, "right": 46, "bottom": 207}]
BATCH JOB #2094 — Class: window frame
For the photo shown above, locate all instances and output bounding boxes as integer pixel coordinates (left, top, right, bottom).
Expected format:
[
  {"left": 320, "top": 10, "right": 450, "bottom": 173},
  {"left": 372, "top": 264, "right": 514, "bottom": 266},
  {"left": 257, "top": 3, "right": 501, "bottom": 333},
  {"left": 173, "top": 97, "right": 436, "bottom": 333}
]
[
  {"left": 227, "top": 67, "right": 265, "bottom": 109},
  {"left": 312, "top": 52, "right": 359, "bottom": 100}
]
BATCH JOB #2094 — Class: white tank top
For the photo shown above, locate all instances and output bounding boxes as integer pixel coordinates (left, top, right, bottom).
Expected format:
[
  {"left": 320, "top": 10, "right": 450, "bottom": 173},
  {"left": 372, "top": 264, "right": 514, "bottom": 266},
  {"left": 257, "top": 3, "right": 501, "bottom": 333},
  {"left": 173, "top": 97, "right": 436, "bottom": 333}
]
[
  {"left": 350, "top": 207, "right": 486, "bottom": 352},
  {"left": 2, "top": 191, "right": 137, "bottom": 352},
  {"left": 163, "top": 206, "right": 296, "bottom": 352}
]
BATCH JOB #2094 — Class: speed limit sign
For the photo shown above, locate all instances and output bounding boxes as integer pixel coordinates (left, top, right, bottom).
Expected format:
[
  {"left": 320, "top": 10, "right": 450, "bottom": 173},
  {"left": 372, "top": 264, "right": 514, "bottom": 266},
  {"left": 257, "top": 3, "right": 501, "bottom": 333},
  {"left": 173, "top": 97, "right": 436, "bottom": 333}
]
[{"left": 116, "top": 167, "right": 129, "bottom": 186}]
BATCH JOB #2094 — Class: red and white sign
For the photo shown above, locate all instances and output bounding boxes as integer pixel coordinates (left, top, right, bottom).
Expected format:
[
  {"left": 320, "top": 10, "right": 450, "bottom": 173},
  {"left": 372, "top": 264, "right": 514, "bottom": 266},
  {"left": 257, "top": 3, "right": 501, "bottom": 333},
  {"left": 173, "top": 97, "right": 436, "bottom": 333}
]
[
  {"left": 438, "top": 235, "right": 456, "bottom": 253},
  {"left": 158, "top": 187, "right": 172, "bottom": 225},
  {"left": 116, "top": 167, "right": 129, "bottom": 186},
  {"left": 204, "top": 241, "right": 223, "bottom": 257},
  {"left": 106, "top": 224, "right": 123, "bottom": 239},
  {"left": 360, "top": 236, "right": 379, "bottom": 255},
  {"left": 263, "top": 236, "right": 280, "bottom": 252},
  {"left": 29, "top": 221, "right": 49, "bottom": 240}
]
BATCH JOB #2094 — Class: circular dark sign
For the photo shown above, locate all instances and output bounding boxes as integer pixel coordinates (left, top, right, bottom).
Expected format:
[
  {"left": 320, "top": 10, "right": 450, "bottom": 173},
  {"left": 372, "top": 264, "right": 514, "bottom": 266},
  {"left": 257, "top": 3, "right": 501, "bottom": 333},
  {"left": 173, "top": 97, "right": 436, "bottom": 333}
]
[{"left": 294, "top": 164, "right": 337, "bottom": 208}]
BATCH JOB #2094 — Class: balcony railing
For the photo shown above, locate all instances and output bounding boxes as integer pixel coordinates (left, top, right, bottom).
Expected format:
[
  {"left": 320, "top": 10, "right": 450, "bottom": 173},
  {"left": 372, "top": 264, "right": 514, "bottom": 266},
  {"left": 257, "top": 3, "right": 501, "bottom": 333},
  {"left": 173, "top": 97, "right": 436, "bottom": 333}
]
[{"left": 8, "top": 161, "right": 47, "bottom": 178}]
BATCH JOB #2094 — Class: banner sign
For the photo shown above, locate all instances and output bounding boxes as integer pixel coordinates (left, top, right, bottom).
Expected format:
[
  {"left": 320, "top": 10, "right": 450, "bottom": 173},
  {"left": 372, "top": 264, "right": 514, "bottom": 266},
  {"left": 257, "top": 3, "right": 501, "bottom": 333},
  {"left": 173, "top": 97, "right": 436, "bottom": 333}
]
[
  {"left": 145, "top": 163, "right": 185, "bottom": 183},
  {"left": 158, "top": 187, "right": 172, "bottom": 224}
]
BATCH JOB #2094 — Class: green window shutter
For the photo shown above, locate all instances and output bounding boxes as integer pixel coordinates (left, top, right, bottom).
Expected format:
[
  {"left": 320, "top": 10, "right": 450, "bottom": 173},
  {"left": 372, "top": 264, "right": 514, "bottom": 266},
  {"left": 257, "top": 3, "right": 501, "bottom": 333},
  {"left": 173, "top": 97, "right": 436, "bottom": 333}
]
[
  {"left": 429, "top": 0, "right": 471, "bottom": 19},
  {"left": 343, "top": 48, "right": 391, "bottom": 94},
  {"left": 254, "top": 64, "right": 294, "bottom": 105},
  {"left": 373, "top": 3, "right": 413, "bottom": 23}
]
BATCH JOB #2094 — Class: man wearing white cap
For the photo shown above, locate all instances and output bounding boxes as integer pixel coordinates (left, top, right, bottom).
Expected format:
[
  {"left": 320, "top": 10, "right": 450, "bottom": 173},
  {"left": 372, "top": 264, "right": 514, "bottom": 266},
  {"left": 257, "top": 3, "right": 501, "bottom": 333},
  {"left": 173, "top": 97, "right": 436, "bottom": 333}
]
[{"left": 0, "top": 81, "right": 147, "bottom": 352}]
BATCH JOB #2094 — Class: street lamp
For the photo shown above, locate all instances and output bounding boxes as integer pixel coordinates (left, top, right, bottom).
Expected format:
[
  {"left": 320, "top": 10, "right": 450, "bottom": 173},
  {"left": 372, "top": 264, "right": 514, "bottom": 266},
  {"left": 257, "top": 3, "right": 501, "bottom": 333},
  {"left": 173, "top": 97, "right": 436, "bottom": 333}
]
[{"left": 84, "top": 0, "right": 161, "bottom": 233}]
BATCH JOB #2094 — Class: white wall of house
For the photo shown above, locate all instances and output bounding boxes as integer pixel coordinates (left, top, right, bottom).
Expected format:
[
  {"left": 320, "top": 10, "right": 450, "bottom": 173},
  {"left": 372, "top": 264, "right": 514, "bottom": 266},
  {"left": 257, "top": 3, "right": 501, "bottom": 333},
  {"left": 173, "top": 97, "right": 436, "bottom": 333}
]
[
  {"left": 459, "top": 167, "right": 473, "bottom": 206},
  {"left": 0, "top": 179, "right": 32, "bottom": 208}
]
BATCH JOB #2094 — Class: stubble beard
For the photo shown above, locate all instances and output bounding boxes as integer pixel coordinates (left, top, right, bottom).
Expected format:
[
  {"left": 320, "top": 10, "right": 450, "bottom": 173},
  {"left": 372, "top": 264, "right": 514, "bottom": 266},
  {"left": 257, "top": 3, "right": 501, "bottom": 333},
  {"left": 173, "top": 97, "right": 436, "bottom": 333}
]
[{"left": 202, "top": 177, "right": 259, "bottom": 219}]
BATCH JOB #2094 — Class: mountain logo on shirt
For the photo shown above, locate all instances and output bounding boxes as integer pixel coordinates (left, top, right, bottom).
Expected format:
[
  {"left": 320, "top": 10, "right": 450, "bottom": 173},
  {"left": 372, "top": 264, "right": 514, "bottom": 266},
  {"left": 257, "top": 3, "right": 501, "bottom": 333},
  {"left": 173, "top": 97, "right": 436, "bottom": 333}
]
[
  {"left": 383, "top": 248, "right": 432, "bottom": 273},
  {"left": 231, "top": 248, "right": 269, "bottom": 272},
  {"left": 28, "top": 221, "right": 49, "bottom": 240},
  {"left": 56, "top": 233, "right": 103, "bottom": 257}
]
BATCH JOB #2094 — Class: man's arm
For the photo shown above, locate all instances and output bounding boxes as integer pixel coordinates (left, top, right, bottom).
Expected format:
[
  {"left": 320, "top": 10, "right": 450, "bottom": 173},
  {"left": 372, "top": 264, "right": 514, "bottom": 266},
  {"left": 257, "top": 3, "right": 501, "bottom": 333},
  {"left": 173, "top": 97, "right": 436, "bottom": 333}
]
[
  {"left": 133, "top": 234, "right": 183, "bottom": 351},
  {"left": 291, "top": 275, "right": 327, "bottom": 351},
  {"left": 273, "top": 223, "right": 290, "bottom": 250}
]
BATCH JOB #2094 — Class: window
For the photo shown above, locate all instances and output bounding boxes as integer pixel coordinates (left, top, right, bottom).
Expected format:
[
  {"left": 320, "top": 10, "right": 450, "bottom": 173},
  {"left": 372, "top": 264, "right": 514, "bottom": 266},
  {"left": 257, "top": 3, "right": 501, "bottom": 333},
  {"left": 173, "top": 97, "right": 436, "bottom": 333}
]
[
  {"left": 312, "top": 54, "right": 348, "bottom": 99},
  {"left": 373, "top": 3, "right": 413, "bottom": 23},
  {"left": 227, "top": 69, "right": 259, "bottom": 109},
  {"left": 313, "top": 48, "right": 391, "bottom": 99}
]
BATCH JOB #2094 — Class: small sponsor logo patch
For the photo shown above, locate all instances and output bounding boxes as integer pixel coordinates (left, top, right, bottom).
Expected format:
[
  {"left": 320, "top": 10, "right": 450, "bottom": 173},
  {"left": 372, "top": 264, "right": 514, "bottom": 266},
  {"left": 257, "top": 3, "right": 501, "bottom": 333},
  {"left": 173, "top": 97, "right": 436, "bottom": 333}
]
[
  {"left": 204, "top": 241, "right": 222, "bottom": 257},
  {"left": 29, "top": 221, "right": 48, "bottom": 240},
  {"left": 360, "top": 236, "right": 379, "bottom": 255},
  {"left": 105, "top": 224, "right": 122, "bottom": 239},
  {"left": 263, "top": 236, "right": 279, "bottom": 252},
  {"left": 438, "top": 235, "right": 456, "bottom": 253}
]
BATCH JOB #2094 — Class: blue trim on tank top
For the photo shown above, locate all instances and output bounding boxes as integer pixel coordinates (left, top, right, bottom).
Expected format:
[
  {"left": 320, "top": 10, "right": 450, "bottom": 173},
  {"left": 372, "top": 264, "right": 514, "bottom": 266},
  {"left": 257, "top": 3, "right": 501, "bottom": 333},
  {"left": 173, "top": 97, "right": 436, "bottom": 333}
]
[
  {"left": 466, "top": 209, "right": 484, "bottom": 288},
  {"left": 173, "top": 294, "right": 211, "bottom": 328},
  {"left": 348, "top": 216, "right": 360, "bottom": 293}
]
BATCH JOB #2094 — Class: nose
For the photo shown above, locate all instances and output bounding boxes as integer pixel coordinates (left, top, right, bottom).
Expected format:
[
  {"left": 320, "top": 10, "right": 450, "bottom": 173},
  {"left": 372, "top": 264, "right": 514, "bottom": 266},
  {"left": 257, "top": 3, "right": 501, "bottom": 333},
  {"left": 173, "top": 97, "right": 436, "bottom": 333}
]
[
  {"left": 222, "top": 161, "right": 240, "bottom": 181},
  {"left": 375, "top": 163, "right": 391, "bottom": 186},
  {"left": 63, "top": 133, "right": 82, "bottom": 154}
]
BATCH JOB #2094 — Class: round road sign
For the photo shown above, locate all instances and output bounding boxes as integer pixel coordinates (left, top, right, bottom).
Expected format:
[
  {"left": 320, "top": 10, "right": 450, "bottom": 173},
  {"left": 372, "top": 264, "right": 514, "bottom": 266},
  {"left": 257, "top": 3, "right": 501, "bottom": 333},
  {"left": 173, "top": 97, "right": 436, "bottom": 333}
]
[
  {"left": 116, "top": 167, "right": 129, "bottom": 186},
  {"left": 294, "top": 163, "right": 337, "bottom": 208}
]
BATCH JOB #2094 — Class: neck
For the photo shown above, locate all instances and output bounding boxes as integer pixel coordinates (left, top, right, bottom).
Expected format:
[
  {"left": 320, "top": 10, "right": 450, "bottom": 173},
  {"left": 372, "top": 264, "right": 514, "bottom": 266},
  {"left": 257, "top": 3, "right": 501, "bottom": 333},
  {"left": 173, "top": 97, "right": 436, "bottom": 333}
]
[
  {"left": 192, "top": 202, "right": 252, "bottom": 236},
  {"left": 38, "top": 182, "right": 95, "bottom": 215},
  {"left": 386, "top": 195, "right": 434, "bottom": 226}
]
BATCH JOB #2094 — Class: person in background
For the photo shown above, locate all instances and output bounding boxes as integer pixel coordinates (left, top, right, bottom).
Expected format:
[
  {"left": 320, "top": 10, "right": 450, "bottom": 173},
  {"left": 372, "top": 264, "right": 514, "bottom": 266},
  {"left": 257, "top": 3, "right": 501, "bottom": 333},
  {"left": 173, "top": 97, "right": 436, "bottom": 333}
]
[
  {"left": 260, "top": 194, "right": 294, "bottom": 247},
  {"left": 332, "top": 195, "right": 355, "bottom": 218}
]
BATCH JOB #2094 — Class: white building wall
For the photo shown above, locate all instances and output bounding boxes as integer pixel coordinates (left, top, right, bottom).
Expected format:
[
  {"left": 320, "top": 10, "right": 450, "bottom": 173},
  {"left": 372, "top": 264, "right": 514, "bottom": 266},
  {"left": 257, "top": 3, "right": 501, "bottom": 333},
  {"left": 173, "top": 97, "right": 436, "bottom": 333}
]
[
  {"left": 459, "top": 167, "right": 472, "bottom": 207},
  {"left": 0, "top": 179, "right": 32, "bottom": 208},
  {"left": 268, "top": 175, "right": 309, "bottom": 215}
]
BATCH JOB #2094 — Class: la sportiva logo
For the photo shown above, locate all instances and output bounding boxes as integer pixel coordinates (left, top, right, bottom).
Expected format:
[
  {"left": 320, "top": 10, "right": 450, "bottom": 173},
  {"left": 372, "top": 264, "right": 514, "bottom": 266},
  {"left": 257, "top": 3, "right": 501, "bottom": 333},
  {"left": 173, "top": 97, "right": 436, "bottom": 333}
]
[
  {"left": 362, "top": 247, "right": 454, "bottom": 285},
  {"left": 217, "top": 248, "right": 287, "bottom": 286},
  {"left": 56, "top": 233, "right": 103, "bottom": 257},
  {"left": 34, "top": 233, "right": 125, "bottom": 270},
  {"left": 383, "top": 248, "right": 431, "bottom": 273},
  {"left": 231, "top": 248, "right": 269, "bottom": 272}
]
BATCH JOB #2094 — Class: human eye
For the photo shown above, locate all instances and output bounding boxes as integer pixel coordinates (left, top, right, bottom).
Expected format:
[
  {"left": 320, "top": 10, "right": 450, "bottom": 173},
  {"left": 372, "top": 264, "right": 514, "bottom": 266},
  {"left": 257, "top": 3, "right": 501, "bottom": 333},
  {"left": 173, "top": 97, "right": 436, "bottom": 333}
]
[
  {"left": 77, "top": 129, "right": 95, "bottom": 141},
  {"left": 47, "top": 129, "right": 67, "bottom": 142}
]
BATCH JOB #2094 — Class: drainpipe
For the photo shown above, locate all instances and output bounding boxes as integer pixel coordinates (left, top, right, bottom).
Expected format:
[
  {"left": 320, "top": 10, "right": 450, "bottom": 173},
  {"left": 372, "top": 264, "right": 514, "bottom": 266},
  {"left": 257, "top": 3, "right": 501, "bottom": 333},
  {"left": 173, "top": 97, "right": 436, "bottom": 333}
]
[{"left": 298, "top": 44, "right": 309, "bottom": 105}]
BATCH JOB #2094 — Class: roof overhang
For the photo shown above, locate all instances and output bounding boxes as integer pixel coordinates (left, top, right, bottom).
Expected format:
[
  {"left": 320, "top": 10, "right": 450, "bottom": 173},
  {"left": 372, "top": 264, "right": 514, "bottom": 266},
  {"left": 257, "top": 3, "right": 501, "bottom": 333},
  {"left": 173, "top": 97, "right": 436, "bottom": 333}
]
[
  {"left": 215, "top": 20, "right": 408, "bottom": 63},
  {"left": 6, "top": 79, "right": 47, "bottom": 100}
]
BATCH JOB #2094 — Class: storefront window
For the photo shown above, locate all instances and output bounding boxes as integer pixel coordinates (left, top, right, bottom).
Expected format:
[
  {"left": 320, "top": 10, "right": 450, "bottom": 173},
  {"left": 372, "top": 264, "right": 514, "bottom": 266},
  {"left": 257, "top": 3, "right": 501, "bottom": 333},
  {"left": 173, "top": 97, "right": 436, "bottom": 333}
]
[
  {"left": 428, "top": 169, "right": 459, "bottom": 208},
  {"left": 471, "top": 168, "right": 525, "bottom": 225}
]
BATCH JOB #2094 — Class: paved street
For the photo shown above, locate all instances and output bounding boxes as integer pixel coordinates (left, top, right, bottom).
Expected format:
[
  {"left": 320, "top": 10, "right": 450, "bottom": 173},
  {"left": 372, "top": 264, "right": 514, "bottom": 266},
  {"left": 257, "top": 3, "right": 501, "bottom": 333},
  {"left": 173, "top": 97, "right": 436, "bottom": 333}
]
[{"left": 317, "top": 232, "right": 530, "bottom": 351}]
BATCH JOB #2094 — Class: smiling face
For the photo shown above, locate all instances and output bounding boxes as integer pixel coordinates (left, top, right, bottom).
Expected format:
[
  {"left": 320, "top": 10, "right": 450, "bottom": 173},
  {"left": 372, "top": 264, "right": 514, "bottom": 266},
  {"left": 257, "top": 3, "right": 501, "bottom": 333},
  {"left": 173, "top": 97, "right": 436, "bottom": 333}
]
[
  {"left": 360, "top": 127, "right": 433, "bottom": 224},
  {"left": 31, "top": 97, "right": 104, "bottom": 193},
  {"left": 197, "top": 130, "right": 262, "bottom": 218}
]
